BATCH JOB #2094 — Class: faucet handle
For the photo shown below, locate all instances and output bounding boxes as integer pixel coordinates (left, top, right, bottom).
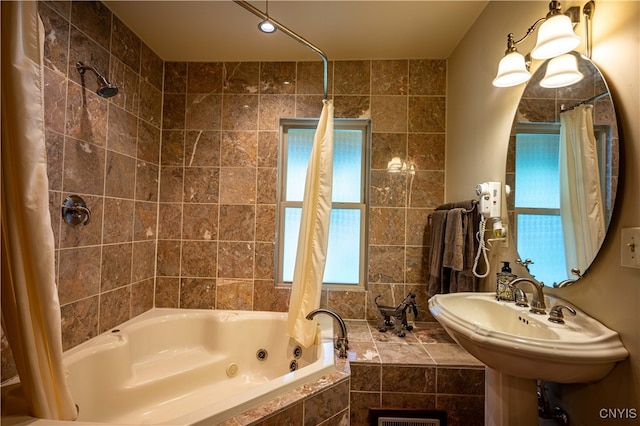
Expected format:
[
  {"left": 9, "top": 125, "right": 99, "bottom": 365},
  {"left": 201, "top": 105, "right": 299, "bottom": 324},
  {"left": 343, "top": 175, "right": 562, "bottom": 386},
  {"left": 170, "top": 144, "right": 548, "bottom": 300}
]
[
  {"left": 548, "top": 304, "right": 577, "bottom": 324},
  {"left": 513, "top": 288, "right": 529, "bottom": 307}
]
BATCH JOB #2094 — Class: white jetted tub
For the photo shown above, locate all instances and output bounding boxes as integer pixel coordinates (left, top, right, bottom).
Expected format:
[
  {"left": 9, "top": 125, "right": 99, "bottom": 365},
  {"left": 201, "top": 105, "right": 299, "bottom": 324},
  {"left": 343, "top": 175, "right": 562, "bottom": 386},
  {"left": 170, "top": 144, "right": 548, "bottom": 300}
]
[{"left": 7, "top": 309, "right": 336, "bottom": 425}]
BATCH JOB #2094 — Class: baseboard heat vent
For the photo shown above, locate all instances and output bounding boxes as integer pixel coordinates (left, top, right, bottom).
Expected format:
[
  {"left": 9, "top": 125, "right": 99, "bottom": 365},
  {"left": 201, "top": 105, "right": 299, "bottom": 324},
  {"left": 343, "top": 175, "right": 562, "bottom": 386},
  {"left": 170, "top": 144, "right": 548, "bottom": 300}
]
[
  {"left": 369, "top": 408, "right": 447, "bottom": 426},
  {"left": 377, "top": 419, "right": 440, "bottom": 426}
]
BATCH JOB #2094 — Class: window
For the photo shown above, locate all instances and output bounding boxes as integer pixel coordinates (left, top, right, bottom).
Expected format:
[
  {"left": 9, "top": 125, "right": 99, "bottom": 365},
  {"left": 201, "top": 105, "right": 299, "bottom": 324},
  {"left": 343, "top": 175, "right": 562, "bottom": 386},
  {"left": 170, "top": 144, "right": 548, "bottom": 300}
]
[
  {"left": 277, "top": 118, "right": 371, "bottom": 289},
  {"left": 514, "top": 123, "right": 607, "bottom": 285},
  {"left": 515, "top": 129, "right": 565, "bottom": 285}
]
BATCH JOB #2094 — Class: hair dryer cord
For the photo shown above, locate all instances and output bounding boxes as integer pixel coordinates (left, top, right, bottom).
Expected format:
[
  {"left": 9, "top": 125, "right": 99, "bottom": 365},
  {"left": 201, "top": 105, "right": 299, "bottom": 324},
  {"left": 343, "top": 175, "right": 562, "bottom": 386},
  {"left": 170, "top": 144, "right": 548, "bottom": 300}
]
[{"left": 472, "top": 215, "right": 491, "bottom": 278}]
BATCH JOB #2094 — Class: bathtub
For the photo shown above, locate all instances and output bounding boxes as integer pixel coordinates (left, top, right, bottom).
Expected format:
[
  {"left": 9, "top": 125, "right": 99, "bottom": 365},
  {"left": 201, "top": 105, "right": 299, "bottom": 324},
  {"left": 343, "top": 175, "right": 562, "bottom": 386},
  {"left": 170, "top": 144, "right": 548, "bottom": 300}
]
[{"left": 7, "top": 309, "right": 336, "bottom": 425}]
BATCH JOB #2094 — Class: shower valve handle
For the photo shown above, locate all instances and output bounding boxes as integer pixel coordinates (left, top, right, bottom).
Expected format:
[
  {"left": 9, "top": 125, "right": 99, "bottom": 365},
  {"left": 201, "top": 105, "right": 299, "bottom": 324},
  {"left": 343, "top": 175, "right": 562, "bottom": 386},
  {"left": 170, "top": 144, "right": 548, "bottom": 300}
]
[{"left": 62, "top": 195, "right": 91, "bottom": 226}]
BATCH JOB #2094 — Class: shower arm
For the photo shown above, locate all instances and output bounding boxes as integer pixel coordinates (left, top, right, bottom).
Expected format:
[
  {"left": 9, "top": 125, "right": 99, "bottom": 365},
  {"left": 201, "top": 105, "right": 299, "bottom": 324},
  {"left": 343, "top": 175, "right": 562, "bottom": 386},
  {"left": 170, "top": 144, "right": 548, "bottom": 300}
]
[
  {"left": 233, "top": 0, "right": 328, "bottom": 100},
  {"left": 76, "top": 62, "right": 107, "bottom": 85}
]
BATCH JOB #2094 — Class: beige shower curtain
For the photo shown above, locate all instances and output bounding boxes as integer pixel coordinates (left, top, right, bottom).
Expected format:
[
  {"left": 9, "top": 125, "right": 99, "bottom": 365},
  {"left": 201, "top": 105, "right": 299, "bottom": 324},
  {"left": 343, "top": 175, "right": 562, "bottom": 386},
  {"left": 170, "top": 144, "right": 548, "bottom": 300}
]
[
  {"left": 286, "top": 99, "right": 334, "bottom": 348},
  {"left": 1, "top": 1, "right": 77, "bottom": 420},
  {"left": 559, "top": 104, "right": 606, "bottom": 276}
]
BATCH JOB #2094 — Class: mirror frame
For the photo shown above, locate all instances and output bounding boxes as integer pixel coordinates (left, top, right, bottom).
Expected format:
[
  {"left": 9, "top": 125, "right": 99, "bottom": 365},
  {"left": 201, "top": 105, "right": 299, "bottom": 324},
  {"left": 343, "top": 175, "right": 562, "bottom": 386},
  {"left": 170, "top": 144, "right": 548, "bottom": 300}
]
[{"left": 505, "top": 51, "right": 620, "bottom": 287}]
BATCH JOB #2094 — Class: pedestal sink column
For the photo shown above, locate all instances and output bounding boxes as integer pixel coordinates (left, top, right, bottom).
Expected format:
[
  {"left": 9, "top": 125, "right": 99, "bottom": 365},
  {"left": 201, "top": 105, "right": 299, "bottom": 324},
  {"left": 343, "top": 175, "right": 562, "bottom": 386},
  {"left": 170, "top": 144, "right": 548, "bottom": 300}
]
[{"left": 485, "top": 368, "right": 538, "bottom": 426}]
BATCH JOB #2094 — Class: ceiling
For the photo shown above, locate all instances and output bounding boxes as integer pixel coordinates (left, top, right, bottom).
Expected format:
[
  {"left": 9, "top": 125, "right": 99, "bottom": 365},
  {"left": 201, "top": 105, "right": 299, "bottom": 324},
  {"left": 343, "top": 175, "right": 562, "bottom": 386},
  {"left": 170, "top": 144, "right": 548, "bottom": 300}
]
[{"left": 103, "top": 1, "right": 489, "bottom": 62}]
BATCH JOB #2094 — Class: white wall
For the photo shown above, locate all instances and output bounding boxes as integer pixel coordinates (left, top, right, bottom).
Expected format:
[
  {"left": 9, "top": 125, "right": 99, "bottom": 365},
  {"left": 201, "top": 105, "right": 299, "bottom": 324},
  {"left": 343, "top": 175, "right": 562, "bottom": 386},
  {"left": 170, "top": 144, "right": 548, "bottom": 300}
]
[{"left": 447, "top": 1, "right": 640, "bottom": 424}]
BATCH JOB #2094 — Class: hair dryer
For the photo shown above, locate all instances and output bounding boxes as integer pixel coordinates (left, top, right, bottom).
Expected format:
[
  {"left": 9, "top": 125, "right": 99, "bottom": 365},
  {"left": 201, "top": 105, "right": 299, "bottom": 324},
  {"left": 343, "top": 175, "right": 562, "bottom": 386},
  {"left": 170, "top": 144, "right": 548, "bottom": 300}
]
[
  {"left": 472, "top": 181, "right": 510, "bottom": 278},
  {"left": 475, "top": 181, "right": 510, "bottom": 237}
]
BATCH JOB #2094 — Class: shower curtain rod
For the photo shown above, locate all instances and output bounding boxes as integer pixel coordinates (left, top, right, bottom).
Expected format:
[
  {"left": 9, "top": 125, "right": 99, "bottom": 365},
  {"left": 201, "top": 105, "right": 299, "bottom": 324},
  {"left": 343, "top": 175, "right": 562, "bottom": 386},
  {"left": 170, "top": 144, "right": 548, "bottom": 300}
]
[
  {"left": 561, "top": 91, "right": 609, "bottom": 112},
  {"left": 233, "top": 0, "right": 328, "bottom": 99}
]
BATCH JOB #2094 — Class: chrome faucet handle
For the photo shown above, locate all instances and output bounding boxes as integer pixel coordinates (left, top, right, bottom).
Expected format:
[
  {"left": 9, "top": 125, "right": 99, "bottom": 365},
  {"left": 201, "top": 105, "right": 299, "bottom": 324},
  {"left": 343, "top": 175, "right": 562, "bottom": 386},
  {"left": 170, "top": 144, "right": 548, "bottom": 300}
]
[
  {"left": 548, "top": 304, "right": 577, "bottom": 324},
  {"left": 516, "top": 258, "right": 534, "bottom": 272},
  {"left": 62, "top": 195, "right": 91, "bottom": 225},
  {"left": 554, "top": 268, "right": 583, "bottom": 288},
  {"left": 513, "top": 288, "right": 529, "bottom": 307},
  {"left": 553, "top": 279, "right": 575, "bottom": 288}
]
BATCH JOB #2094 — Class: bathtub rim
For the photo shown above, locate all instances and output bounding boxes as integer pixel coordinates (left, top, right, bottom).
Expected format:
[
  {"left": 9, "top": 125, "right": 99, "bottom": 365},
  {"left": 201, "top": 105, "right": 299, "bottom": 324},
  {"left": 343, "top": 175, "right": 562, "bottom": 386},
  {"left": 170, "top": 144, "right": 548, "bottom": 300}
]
[{"left": 1, "top": 308, "right": 337, "bottom": 426}]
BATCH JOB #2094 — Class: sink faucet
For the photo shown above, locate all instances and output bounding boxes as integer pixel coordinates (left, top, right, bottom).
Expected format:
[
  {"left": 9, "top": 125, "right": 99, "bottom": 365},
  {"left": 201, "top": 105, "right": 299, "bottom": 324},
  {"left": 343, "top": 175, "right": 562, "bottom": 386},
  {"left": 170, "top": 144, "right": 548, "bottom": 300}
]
[
  {"left": 509, "top": 277, "right": 546, "bottom": 314},
  {"left": 306, "top": 308, "right": 349, "bottom": 358}
]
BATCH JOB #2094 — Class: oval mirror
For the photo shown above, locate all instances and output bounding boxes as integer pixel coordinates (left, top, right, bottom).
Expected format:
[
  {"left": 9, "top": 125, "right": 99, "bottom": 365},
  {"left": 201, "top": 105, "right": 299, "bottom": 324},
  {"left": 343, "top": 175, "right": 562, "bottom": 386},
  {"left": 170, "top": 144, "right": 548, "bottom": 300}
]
[{"left": 506, "top": 51, "right": 619, "bottom": 287}]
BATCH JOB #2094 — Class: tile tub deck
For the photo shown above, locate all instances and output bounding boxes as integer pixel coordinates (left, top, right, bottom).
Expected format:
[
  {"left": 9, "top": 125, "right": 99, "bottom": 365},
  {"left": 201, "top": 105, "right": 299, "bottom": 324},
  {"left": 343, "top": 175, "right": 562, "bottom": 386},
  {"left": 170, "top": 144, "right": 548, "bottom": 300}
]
[{"left": 222, "top": 320, "right": 485, "bottom": 426}]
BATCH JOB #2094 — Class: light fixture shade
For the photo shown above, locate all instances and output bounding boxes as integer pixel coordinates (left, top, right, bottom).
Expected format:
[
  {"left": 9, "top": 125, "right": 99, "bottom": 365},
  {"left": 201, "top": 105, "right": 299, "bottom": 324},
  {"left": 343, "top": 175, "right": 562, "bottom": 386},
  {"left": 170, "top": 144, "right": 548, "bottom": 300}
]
[
  {"left": 492, "top": 51, "right": 531, "bottom": 87},
  {"left": 387, "top": 157, "right": 404, "bottom": 172},
  {"left": 540, "top": 53, "right": 584, "bottom": 88},
  {"left": 258, "top": 20, "right": 276, "bottom": 33},
  {"left": 531, "top": 14, "right": 580, "bottom": 59}
]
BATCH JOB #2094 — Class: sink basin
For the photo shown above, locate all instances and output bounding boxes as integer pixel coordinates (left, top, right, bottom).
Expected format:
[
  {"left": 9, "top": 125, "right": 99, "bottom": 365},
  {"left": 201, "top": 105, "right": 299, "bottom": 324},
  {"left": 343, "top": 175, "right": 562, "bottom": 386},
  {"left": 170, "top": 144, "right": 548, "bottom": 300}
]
[{"left": 428, "top": 292, "right": 628, "bottom": 383}]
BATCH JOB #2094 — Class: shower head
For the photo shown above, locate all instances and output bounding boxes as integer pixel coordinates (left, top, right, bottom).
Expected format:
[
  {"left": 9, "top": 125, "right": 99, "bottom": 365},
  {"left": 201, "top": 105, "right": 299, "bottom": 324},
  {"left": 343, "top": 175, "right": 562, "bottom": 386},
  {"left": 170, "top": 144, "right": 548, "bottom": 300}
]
[
  {"left": 96, "top": 80, "right": 119, "bottom": 98},
  {"left": 75, "top": 62, "right": 118, "bottom": 98}
]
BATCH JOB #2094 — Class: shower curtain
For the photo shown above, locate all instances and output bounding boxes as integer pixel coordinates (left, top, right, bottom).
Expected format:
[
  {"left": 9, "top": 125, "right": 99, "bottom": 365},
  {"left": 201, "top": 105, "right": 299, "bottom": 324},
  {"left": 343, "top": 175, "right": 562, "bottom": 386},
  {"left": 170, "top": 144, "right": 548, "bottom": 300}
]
[
  {"left": 559, "top": 104, "right": 606, "bottom": 276},
  {"left": 286, "top": 99, "right": 334, "bottom": 348},
  {"left": 1, "top": 1, "right": 77, "bottom": 420}
]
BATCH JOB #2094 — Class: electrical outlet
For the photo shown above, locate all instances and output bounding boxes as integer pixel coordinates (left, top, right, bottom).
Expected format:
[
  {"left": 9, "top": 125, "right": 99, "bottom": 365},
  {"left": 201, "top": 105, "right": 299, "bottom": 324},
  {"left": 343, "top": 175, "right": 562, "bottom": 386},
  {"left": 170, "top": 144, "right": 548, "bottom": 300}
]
[{"left": 621, "top": 227, "right": 640, "bottom": 269}]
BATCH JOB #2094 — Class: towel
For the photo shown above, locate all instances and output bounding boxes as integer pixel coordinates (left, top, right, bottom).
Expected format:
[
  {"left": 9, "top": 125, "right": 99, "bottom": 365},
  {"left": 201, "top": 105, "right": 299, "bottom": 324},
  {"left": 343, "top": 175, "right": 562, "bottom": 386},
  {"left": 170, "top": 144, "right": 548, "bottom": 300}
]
[
  {"left": 442, "top": 208, "right": 465, "bottom": 271},
  {"left": 449, "top": 204, "right": 480, "bottom": 292},
  {"left": 427, "top": 210, "right": 449, "bottom": 296},
  {"left": 428, "top": 200, "right": 480, "bottom": 295}
]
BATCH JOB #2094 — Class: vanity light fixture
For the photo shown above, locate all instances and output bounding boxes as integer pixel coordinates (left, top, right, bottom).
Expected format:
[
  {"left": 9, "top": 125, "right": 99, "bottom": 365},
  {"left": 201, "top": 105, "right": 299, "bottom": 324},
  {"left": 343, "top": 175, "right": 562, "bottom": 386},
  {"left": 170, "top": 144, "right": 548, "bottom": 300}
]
[
  {"left": 539, "top": 53, "right": 584, "bottom": 88},
  {"left": 387, "top": 157, "right": 415, "bottom": 175},
  {"left": 493, "top": 0, "right": 588, "bottom": 88},
  {"left": 492, "top": 34, "right": 534, "bottom": 87},
  {"left": 387, "top": 157, "right": 404, "bottom": 172},
  {"left": 258, "top": 0, "right": 276, "bottom": 33},
  {"left": 530, "top": 1, "right": 581, "bottom": 59}
]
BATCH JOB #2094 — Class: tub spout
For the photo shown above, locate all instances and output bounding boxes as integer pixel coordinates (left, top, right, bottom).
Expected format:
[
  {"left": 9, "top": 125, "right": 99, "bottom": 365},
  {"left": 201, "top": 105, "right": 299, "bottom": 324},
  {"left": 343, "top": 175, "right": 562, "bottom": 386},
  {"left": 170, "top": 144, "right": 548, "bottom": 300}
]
[{"left": 306, "top": 308, "right": 349, "bottom": 358}]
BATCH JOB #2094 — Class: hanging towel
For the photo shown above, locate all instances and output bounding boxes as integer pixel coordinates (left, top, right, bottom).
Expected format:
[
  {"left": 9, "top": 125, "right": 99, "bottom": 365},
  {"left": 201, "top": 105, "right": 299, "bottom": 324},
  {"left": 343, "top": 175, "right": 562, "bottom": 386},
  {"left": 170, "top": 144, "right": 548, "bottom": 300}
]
[
  {"left": 286, "top": 99, "right": 334, "bottom": 348},
  {"left": 428, "top": 200, "right": 479, "bottom": 295},
  {"left": 442, "top": 208, "right": 465, "bottom": 271},
  {"left": 449, "top": 204, "right": 480, "bottom": 292},
  {"left": 427, "top": 210, "right": 449, "bottom": 296}
]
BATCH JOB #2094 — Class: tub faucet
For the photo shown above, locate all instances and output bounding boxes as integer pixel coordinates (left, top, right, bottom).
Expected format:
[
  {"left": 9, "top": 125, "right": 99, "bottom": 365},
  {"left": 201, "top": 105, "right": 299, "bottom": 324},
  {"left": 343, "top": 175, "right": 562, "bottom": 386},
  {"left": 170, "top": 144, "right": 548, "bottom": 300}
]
[
  {"left": 306, "top": 308, "right": 349, "bottom": 358},
  {"left": 509, "top": 277, "right": 546, "bottom": 314}
]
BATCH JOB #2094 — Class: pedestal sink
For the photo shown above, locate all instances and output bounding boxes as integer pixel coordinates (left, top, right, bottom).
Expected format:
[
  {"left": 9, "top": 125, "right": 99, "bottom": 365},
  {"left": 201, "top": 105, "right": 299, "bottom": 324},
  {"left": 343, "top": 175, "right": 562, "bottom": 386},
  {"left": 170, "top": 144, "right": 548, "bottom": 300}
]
[{"left": 428, "top": 292, "right": 628, "bottom": 425}]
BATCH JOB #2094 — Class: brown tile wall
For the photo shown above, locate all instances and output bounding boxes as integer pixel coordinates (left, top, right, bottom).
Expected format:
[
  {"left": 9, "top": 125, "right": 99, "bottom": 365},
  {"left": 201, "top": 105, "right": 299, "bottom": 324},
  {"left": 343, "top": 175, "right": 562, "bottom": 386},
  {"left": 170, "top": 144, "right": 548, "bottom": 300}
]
[
  {"left": 346, "top": 320, "right": 485, "bottom": 426},
  {"left": 2, "top": 0, "right": 447, "bottom": 385},
  {"left": 222, "top": 373, "right": 351, "bottom": 426},
  {"left": 158, "top": 59, "right": 447, "bottom": 320},
  {"left": 349, "top": 364, "right": 484, "bottom": 426},
  {"left": 38, "top": 0, "right": 161, "bottom": 354}
]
